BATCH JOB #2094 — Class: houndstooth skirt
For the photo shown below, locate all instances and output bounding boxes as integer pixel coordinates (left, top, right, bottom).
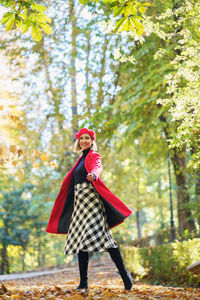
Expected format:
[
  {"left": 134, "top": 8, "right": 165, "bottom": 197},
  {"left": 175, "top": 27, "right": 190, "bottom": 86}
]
[{"left": 64, "top": 181, "right": 118, "bottom": 255}]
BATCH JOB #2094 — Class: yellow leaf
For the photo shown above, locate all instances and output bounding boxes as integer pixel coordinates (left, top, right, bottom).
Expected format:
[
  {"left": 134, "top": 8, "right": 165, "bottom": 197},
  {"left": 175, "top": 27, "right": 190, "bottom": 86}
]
[
  {"left": 0, "top": 147, "right": 3, "bottom": 156},
  {"left": 119, "top": 18, "right": 129, "bottom": 32},
  {"left": 18, "top": 149, "right": 23, "bottom": 156},
  {"left": 66, "top": 281, "right": 76, "bottom": 284},
  {"left": 0, "top": 106, "right": 3, "bottom": 110},
  {"left": 10, "top": 295, "right": 21, "bottom": 299},
  {"left": 31, "top": 23, "right": 42, "bottom": 42},
  {"left": 12, "top": 160, "right": 18, "bottom": 167},
  {"left": 1, "top": 12, "right": 14, "bottom": 25},
  {"left": 5, "top": 15, "right": 15, "bottom": 31},
  {"left": 113, "top": 7, "right": 123, "bottom": 17},
  {"left": 17, "top": 123, "right": 25, "bottom": 129},
  {"left": 32, "top": 3, "right": 47, "bottom": 12},
  {"left": 8, "top": 113, "right": 20, "bottom": 122},
  {"left": 33, "top": 163, "right": 40, "bottom": 169},
  {"left": 50, "top": 161, "right": 58, "bottom": 168},
  {"left": 130, "top": 18, "right": 144, "bottom": 35},
  {"left": 0, "top": 158, "right": 4, "bottom": 165},
  {"left": 30, "top": 156, "right": 35, "bottom": 162},
  {"left": 138, "top": 5, "right": 146, "bottom": 14},
  {"left": 21, "top": 21, "right": 31, "bottom": 34},
  {"left": 143, "top": 2, "right": 152, "bottom": 6},
  {"left": 39, "top": 22, "right": 52, "bottom": 34},
  {"left": 37, "top": 13, "right": 51, "bottom": 23},
  {"left": 34, "top": 149, "right": 40, "bottom": 157},
  {"left": 10, "top": 145, "right": 17, "bottom": 153},
  {"left": 40, "top": 153, "right": 49, "bottom": 162}
]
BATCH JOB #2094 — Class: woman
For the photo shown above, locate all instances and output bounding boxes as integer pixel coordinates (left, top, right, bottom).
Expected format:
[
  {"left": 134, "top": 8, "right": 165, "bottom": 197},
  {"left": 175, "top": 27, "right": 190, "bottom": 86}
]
[{"left": 46, "top": 128, "right": 133, "bottom": 290}]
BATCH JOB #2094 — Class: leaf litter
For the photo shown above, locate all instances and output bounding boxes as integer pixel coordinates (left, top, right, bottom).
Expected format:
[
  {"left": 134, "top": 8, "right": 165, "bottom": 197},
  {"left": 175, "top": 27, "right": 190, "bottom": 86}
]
[{"left": 0, "top": 256, "right": 200, "bottom": 299}]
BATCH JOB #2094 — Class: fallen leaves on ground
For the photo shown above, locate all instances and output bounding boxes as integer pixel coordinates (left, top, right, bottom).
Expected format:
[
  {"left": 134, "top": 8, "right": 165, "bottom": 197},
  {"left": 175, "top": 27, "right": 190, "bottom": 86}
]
[{"left": 1, "top": 255, "right": 200, "bottom": 299}]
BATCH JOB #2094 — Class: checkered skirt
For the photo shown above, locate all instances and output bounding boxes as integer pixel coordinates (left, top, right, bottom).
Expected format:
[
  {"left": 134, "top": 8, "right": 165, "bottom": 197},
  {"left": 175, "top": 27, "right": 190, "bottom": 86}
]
[{"left": 64, "top": 181, "right": 118, "bottom": 255}]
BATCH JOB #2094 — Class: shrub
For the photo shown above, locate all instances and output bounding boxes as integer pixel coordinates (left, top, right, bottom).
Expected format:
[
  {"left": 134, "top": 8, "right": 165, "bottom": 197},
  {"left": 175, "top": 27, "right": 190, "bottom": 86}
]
[{"left": 121, "top": 238, "right": 200, "bottom": 287}]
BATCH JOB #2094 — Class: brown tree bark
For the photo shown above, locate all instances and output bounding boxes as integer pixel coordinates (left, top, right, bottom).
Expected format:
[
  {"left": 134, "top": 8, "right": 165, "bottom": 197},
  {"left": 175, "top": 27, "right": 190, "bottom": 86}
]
[
  {"left": 195, "top": 176, "right": 200, "bottom": 231},
  {"left": 170, "top": 146, "right": 196, "bottom": 234},
  {"left": 85, "top": 30, "right": 92, "bottom": 116},
  {"left": 96, "top": 35, "right": 109, "bottom": 109},
  {"left": 69, "top": 0, "right": 78, "bottom": 139},
  {"left": 136, "top": 178, "right": 142, "bottom": 238},
  {"left": 159, "top": 113, "right": 196, "bottom": 235},
  {"left": 1, "top": 243, "right": 9, "bottom": 274}
]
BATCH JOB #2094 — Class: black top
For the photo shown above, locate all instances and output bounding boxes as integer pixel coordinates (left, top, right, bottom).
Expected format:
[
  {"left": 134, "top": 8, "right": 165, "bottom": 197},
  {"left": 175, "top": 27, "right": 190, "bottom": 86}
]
[{"left": 74, "top": 148, "right": 91, "bottom": 185}]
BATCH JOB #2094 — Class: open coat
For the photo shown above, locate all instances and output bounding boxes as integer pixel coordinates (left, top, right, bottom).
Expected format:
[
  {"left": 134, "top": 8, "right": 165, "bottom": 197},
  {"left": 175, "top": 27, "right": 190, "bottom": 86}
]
[{"left": 46, "top": 150, "right": 133, "bottom": 234}]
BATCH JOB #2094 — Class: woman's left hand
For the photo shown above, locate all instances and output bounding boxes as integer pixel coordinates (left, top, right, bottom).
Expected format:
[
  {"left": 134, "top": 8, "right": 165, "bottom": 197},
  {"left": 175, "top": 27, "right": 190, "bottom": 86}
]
[{"left": 87, "top": 172, "right": 95, "bottom": 181}]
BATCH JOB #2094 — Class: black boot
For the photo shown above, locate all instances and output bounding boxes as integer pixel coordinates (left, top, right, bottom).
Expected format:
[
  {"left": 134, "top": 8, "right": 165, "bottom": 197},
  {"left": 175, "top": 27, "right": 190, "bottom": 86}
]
[
  {"left": 75, "top": 250, "right": 89, "bottom": 290},
  {"left": 107, "top": 247, "right": 133, "bottom": 290}
]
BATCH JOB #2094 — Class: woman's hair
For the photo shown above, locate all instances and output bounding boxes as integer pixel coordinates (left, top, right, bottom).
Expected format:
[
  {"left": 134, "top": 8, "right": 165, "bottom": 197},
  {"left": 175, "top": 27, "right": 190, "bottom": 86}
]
[{"left": 73, "top": 136, "right": 97, "bottom": 153}]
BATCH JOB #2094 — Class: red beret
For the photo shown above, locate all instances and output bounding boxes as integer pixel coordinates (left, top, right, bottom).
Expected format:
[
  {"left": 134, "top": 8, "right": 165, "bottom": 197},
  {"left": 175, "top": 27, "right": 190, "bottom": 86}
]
[{"left": 75, "top": 128, "right": 96, "bottom": 141}]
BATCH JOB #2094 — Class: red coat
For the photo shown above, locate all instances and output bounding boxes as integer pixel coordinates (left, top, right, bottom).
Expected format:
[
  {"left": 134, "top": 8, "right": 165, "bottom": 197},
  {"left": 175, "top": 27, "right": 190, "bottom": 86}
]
[{"left": 46, "top": 149, "right": 133, "bottom": 234}]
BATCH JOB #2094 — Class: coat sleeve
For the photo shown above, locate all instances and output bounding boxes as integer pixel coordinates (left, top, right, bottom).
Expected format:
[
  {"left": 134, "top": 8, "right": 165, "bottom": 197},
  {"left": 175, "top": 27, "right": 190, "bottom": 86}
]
[{"left": 90, "top": 152, "right": 103, "bottom": 180}]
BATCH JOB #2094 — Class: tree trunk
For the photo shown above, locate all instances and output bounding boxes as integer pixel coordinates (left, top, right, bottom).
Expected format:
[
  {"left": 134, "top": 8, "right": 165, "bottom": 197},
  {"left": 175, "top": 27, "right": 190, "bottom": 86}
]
[
  {"left": 136, "top": 211, "right": 142, "bottom": 238},
  {"left": 157, "top": 177, "right": 165, "bottom": 229},
  {"left": 195, "top": 174, "right": 200, "bottom": 231},
  {"left": 1, "top": 243, "right": 9, "bottom": 274},
  {"left": 136, "top": 178, "right": 142, "bottom": 238},
  {"left": 42, "top": 253, "right": 45, "bottom": 266},
  {"left": 85, "top": 30, "right": 92, "bottom": 116},
  {"left": 69, "top": 0, "right": 78, "bottom": 138},
  {"left": 96, "top": 35, "right": 109, "bottom": 108},
  {"left": 22, "top": 246, "right": 25, "bottom": 272},
  {"left": 38, "top": 240, "right": 41, "bottom": 267},
  {"left": 159, "top": 113, "right": 196, "bottom": 235},
  {"left": 170, "top": 146, "right": 196, "bottom": 235}
]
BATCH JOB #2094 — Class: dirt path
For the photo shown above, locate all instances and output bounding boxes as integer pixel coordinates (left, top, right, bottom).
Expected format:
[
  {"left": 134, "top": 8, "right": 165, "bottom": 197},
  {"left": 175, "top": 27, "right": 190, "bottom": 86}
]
[{"left": 0, "top": 253, "right": 200, "bottom": 299}]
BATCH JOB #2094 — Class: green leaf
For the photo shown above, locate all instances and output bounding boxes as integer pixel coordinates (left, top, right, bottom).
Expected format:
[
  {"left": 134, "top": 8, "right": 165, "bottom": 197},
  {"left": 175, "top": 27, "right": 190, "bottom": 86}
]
[
  {"left": 129, "top": 22, "right": 136, "bottom": 32},
  {"left": 109, "top": 1, "right": 119, "bottom": 8},
  {"left": 104, "top": 0, "right": 119, "bottom": 8},
  {"left": 113, "top": 7, "right": 123, "bottom": 17},
  {"left": 31, "top": 24, "right": 42, "bottom": 42},
  {"left": 5, "top": 14, "right": 15, "bottom": 31},
  {"left": 113, "top": 17, "right": 125, "bottom": 33},
  {"left": 123, "top": 6, "right": 130, "bottom": 17},
  {"left": 130, "top": 6, "right": 137, "bottom": 15},
  {"left": 15, "top": 18, "right": 22, "bottom": 28},
  {"left": 138, "top": 5, "right": 146, "bottom": 14},
  {"left": 32, "top": 3, "right": 46, "bottom": 12},
  {"left": 1, "top": 0, "right": 13, "bottom": 8},
  {"left": 79, "top": 0, "right": 88, "bottom": 4},
  {"left": 28, "top": 13, "right": 36, "bottom": 22},
  {"left": 21, "top": 21, "right": 31, "bottom": 33},
  {"left": 1, "top": 12, "right": 14, "bottom": 25},
  {"left": 130, "top": 17, "right": 144, "bottom": 35},
  {"left": 103, "top": 0, "right": 116, "bottom": 3},
  {"left": 134, "top": 15, "right": 143, "bottom": 20},
  {"left": 37, "top": 13, "right": 51, "bottom": 23},
  {"left": 123, "top": 5, "right": 137, "bottom": 17},
  {"left": 39, "top": 22, "right": 52, "bottom": 34},
  {"left": 19, "top": 12, "right": 27, "bottom": 20},
  {"left": 143, "top": 2, "right": 152, "bottom": 6},
  {"left": 119, "top": 18, "right": 129, "bottom": 32}
]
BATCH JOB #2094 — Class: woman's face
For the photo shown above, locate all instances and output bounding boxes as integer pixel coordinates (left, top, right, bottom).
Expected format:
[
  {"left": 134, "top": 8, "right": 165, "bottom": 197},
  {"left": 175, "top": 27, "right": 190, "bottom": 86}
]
[{"left": 79, "top": 134, "right": 93, "bottom": 150}]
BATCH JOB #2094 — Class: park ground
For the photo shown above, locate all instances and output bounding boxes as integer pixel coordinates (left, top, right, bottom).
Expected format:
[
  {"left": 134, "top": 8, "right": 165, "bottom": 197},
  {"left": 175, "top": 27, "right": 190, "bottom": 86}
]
[{"left": 0, "top": 253, "right": 200, "bottom": 299}]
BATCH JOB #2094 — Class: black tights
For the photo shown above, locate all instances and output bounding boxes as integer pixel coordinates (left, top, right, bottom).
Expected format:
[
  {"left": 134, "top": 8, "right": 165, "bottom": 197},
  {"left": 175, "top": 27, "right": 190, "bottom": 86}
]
[{"left": 76, "top": 247, "right": 132, "bottom": 290}]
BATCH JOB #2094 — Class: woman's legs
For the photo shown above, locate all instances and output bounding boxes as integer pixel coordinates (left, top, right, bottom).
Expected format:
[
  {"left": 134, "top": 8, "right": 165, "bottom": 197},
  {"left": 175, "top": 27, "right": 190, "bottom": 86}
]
[
  {"left": 107, "top": 246, "right": 133, "bottom": 290},
  {"left": 76, "top": 250, "right": 89, "bottom": 290}
]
